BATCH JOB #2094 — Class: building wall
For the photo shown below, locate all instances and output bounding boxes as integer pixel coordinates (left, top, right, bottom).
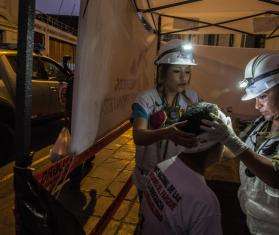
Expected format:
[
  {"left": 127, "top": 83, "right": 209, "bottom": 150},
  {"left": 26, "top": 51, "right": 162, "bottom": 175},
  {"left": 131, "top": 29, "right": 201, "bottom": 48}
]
[
  {"left": 0, "top": 0, "right": 77, "bottom": 67},
  {"left": 0, "top": 0, "right": 18, "bottom": 43},
  {"left": 49, "top": 37, "right": 76, "bottom": 67},
  {"left": 34, "top": 20, "right": 77, "bottom": 65},
  {"left": 265, "top": 38, "right": 279, "bottom": 50}
]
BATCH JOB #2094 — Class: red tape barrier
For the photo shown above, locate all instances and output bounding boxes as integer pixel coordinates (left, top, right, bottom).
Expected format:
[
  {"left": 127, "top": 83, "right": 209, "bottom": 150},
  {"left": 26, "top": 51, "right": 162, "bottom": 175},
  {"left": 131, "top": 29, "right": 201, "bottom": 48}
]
[{"left": 35, "top": 121, "right": 131, "bottom": 189}]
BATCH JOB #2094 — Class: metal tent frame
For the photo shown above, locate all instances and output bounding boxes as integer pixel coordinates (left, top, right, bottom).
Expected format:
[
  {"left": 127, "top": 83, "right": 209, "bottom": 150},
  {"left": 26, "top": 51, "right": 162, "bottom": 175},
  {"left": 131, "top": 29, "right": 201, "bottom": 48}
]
[{"left": 132, "top": 0, "right": 279, "bottom": 51}]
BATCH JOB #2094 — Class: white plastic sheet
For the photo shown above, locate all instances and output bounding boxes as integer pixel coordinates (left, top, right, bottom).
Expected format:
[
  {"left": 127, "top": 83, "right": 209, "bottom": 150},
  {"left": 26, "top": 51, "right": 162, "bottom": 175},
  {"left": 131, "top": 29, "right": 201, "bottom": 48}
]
[{"left": 71, "top": 0, "right": 156, "bottom": 154}]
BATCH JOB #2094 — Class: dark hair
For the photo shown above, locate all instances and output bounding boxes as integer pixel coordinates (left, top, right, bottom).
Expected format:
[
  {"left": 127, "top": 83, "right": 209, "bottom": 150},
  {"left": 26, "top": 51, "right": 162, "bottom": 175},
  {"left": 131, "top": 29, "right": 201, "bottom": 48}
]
[
  {"left": 156, "top": 64, "right": 171, "bottom": 89},
  {"left": 179, "top": 102, "right": 219, "bottom": 135}
]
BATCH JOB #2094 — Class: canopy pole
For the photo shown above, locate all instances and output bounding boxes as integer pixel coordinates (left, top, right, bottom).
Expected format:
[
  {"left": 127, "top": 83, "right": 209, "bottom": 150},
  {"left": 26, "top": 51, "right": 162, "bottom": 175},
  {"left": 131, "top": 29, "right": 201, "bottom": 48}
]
[
  {"left": 15, "top": 0, "right": 35, "bottom": 167},
  {"left": 139, "top": 0, "right": 202, "bottom": 13},
  {"left": 146, "top": 0, "right": 158, "bottom": 32},
  {"left": 157, "top": 15, "right": 161, "bottom": 53},
  {"left": 259, "top": 0, "right": 279, "bottom": 6},
  {"left": 157, "top": 11, "right": 276, "bottom": 36}
]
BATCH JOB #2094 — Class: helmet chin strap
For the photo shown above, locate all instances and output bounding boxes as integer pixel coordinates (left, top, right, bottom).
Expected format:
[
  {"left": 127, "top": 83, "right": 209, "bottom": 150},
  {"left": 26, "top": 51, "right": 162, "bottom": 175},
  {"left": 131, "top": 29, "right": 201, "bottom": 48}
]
[{"left": 272, "top": 113, "right": 279, "bottom": 121}]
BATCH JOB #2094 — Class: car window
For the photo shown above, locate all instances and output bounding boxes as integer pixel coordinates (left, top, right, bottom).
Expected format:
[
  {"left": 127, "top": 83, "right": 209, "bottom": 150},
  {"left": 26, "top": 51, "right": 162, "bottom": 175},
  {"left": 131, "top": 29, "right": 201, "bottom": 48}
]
[
  {"left": 6, "top": 55, "right": 48, "bottom": 80},
  {"left": 42, "top": 59, "right": 66, "bottom": 82},
  {"left": 6, "top": 55, "right": 17, "bottom": 72}
]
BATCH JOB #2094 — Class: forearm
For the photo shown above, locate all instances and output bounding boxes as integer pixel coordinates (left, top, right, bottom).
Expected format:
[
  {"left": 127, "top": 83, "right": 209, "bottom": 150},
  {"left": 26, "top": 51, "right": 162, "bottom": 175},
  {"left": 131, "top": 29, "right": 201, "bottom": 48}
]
[
  {"left": 238, "top": 149, "right": 279, "bottom": 189},
  {"left": 133, "top": 127, "right": 169, "bottom": 146}
]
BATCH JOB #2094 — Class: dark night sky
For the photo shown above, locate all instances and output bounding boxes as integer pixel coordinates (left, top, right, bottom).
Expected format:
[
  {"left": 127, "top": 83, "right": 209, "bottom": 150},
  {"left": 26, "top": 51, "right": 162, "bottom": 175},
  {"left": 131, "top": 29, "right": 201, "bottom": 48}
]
[{"left": 36, "top": 0, "right": 80, "bottom": 16}]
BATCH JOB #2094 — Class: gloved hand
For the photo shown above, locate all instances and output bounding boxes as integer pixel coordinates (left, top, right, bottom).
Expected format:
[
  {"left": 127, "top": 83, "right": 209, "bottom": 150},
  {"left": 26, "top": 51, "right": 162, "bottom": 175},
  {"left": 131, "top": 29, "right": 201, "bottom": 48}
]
[{"left": 200, "top": 113, "right": 248, "bottom": 156}]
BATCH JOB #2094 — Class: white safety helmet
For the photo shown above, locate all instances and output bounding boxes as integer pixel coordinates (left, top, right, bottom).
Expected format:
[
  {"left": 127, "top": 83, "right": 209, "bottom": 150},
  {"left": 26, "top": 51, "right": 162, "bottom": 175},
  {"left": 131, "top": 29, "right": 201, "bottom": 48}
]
[
  {"left": 240, "top": 53, "right": 279, "bottom": 101},
  {"left": 154, "top": 39, "right": 197, "bottom": 66}
]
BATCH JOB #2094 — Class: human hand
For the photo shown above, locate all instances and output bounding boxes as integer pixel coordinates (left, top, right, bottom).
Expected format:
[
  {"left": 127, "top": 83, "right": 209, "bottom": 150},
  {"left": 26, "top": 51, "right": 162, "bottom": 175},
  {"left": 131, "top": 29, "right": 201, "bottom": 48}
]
[
  {"left": 200, "top": 113, "right": 236, "bottom": 144},
  {"left": 200, "top": 113, "right": 249, "bottom": 156},
  {"left": 166, "top": 121, "right": 198, "bottom": 148}
]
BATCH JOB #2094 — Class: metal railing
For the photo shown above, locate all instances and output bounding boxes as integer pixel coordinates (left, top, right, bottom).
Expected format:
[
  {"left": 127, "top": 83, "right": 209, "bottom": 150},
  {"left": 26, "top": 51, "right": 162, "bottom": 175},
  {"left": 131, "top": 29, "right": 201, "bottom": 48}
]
[{"left": 35, "top": 10, "right": 78, "bottom": 36}]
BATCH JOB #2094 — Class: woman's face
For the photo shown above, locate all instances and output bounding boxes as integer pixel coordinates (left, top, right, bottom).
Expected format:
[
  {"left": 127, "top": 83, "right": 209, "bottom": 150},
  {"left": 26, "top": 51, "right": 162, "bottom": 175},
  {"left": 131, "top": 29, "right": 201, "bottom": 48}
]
[
  {"left": 164, "top": 65, "right": 191, "bottom": 93},
  {"left": 255, "top": 85, "right": 279, "bottom": 121}
]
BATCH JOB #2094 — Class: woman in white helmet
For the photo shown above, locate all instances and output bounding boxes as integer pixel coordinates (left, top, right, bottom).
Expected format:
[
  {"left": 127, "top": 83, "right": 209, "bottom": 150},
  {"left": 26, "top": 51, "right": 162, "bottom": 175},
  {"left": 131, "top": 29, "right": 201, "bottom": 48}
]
[
  {"left": 131, "top": 39, "right": 201, "bottom": 199},
  {"left": 200, "top": 53, "right": 279, "bottom": 235}
]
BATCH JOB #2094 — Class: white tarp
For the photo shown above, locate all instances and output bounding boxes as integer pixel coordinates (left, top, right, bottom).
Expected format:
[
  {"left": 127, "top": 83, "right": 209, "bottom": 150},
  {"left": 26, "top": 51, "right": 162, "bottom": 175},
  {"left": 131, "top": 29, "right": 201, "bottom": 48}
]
[{"left": 71, "top": 0, "right": 156, "bottom": 154}]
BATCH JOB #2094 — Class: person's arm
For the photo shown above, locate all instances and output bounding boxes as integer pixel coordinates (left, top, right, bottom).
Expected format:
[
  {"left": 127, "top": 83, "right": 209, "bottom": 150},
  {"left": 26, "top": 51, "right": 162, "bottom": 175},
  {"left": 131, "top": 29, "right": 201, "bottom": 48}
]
[
  {"left": 133, "top": 117, "right": 197, "bottom": 147},
  {"left": 237, "top": 150, "right": 279, "bottom": 188},
  {"left": 132, "top": 117, "right": 169, "bottom": 145},
  {"left": 201, "top": 118, "right": 279, "bottom": 189}
]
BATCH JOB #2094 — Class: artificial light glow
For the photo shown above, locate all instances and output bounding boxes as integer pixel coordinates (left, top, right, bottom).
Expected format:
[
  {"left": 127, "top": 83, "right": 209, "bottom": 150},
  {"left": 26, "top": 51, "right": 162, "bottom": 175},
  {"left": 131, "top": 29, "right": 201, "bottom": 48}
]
[{"left": 182, "top": 44, "right": 192, "bottom": 51}]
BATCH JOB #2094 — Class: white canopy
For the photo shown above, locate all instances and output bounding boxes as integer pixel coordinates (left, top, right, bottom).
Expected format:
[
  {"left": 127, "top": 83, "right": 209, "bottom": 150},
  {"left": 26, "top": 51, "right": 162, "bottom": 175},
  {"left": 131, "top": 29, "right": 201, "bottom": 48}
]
[{"left": 135, "top": 0, "right": 279, "bottom": 35}]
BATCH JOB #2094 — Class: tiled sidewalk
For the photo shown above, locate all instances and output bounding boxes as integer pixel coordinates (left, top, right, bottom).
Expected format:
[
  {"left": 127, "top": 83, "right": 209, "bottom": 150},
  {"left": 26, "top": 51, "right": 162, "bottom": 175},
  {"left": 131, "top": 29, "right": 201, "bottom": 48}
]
[
  {"left": 58, "top": 128, "right": 139, "bottom": 235},
  {"left": 0, "top": 128, "right": 139, "bottom": 235}
]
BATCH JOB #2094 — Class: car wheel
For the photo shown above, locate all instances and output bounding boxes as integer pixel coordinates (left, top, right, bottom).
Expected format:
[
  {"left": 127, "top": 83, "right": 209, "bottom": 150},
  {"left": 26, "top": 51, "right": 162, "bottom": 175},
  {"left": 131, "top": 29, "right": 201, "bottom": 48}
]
[{"left": 0, "top": 122, "right": 14, "bottom": 164}]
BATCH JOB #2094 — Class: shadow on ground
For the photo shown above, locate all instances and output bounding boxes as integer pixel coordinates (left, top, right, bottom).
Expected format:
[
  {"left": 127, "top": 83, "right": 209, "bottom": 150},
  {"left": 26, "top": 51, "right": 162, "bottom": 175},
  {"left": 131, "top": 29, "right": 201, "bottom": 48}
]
[
  {"left": 57, "top": 161, "right": 98, "bottom": 227},
  {"left": 0, "top": 118, "right": 64, "bottom": 167}
]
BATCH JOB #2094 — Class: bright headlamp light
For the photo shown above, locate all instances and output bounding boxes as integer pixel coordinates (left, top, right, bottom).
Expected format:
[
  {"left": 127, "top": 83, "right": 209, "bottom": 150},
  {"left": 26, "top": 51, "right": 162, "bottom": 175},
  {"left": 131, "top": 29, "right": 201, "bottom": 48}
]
[
  {"left": 182, "top": 43, "right": 193, "bottom": 51},
  {"left": 239, "top": 79, "right": 249, "bottom": 89}
]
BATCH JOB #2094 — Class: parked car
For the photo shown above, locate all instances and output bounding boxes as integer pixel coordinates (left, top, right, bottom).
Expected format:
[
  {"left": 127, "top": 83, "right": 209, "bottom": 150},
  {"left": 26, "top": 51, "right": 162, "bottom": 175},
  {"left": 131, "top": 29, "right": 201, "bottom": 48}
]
[{"left": 0, "top": 44, "right": 72, "bottom": 160}]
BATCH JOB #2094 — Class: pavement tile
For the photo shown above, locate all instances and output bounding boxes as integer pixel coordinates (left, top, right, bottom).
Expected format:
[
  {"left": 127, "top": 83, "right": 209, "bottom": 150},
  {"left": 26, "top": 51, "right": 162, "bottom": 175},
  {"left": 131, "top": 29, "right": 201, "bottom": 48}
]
[
  {"left": 105, "top": 181, "right": 126, "bottom": 198},
  {"left": 113, "top": 150, "right": 134, "bottom": 160},
  {"left": 114, "top": 170, "right": 133, "bottom": 183},
  {"left": 93, "top": 149, "right": 115, "bottom": 166},
  {"left": 205, "top": 158, "right": 240, "bottom": 183},
  {"left": 125, "top": 185, "right": 138, "bottom": 201},
  {"left": 113, "top": 200, "right": 132, "bottom": 221},
  {"left": 0, "top": 205, "right": 15, "bottom": 226},
  {"left": 124, "top": 201, "right": 139, "bottom": 224},
  {"left": 111, "top": 136, "right": 131, "bottom": 145},
  {"left": 0, "top": 180, "right": 14, "bottom": 198},
  {"left": 80, "top": 176, "right": 110, "bottom": 195},
  {"left": 117, "top": 222, "right": 136, "bottom": 235},
  {"left": 93, "top": 196, "right": 114, "bottom": 217},
  {"left": 83, "top": 215, "right": 100, "bottom": 235},
  {"left": 120, "top": 144, "right": 135, "bottom": 153},
  {"left": 104, "top": 142, "right": 122, "bottom": 151},
  {"left": 100, "top": 158, "right": 130, "bottom": 171},
  {"left": 0, "top": 223, "right": 15, "bottom": 235},
  {"left": 103, "top": 219, "right": 121, "bottom": 235},
  {"left": 87, "top": 165, "right": 122, "bottom": 181},
  {"left": 124, "top": 161, "right": 135, "bottom": 171}
]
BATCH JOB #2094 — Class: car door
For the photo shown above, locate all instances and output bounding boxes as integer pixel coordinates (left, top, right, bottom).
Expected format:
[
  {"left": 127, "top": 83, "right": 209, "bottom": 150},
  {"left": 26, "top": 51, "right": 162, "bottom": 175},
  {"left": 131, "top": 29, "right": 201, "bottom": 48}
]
[
  {"left": 5, "top": 55, "right": 50, "bottom": 118},
  {"left": 40, "top": 58, "right": 68, "bottom": 115},
  {"left": 31, "top": 56, "right": 51, "bottom": 117}
]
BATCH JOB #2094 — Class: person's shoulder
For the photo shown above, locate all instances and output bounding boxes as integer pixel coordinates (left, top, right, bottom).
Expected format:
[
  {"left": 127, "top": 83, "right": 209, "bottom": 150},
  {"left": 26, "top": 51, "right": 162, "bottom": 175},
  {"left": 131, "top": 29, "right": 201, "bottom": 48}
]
[
  {"left": 185, "top": 88, "right": 198, "bottom": 97},
  {"left": 137, "top": 88, "right": 158, "bottom": 98},
  {"left": 192, "top": 186, "right": 221, "bottom": 215},
  {"left": 135, "top": 88, "right": 161, "bottom": 107},
  {"left": 184, "top": 88, "right": 199, "bottom": 103}
]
